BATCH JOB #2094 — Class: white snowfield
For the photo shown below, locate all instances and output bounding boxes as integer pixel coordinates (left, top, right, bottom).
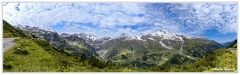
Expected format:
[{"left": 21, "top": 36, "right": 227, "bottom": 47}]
[{"left": 131, "top": 30, "right": 187, "bottom": 50}]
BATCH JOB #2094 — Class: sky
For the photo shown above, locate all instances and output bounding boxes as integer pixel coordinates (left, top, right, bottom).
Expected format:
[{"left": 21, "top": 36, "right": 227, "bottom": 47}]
[{"left": 2, "top": 3, "right": 237, "bottom": 43}]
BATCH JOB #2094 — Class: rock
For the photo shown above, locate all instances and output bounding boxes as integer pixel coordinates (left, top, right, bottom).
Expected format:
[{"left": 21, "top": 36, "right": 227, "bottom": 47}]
[{"left": 16, "top": 48, "right": 21, "bottom": 51}]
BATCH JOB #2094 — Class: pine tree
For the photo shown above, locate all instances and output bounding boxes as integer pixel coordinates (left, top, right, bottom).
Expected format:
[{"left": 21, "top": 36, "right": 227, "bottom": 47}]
[{"left": 80, "top": 53, "right": 87, "bottom": 61}]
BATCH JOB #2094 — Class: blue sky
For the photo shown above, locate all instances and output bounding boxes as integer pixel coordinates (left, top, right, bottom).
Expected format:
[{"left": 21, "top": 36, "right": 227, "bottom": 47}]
[{"left": 2, "top": 3, "right": 237, "bottom": 43}]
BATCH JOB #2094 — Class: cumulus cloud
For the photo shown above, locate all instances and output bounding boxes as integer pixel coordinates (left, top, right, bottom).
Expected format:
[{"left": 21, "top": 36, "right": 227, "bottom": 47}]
[
  {"left": 144, "top": 3, "right": 237, "bottom": 36},
  {"left": 2, "top": 3, "right": 237, "bottom": 39}
]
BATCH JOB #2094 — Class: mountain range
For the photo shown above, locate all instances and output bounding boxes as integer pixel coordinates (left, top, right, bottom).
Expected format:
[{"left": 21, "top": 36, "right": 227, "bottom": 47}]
[{"left": 16, "top": 24, "right": 223, "bottom": 68}]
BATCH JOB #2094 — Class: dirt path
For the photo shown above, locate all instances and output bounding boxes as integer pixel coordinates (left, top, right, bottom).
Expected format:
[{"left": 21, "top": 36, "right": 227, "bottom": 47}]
[{"left": 3, "top": 37, "right": 18, "bottom": 52}]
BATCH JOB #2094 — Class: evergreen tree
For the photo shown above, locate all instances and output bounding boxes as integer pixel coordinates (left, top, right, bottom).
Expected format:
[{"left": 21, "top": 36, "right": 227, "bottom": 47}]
[{"left": 80, "top": 53, "right": 87, "bottom": 61}]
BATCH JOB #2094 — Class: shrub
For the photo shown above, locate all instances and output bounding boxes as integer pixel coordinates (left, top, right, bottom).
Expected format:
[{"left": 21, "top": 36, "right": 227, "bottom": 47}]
[
  {"left": 14, "top": 50, "right": 29, "bottom": 55},
  {"left": 3, "top": 64, "right": 13, "bottom": 70}
]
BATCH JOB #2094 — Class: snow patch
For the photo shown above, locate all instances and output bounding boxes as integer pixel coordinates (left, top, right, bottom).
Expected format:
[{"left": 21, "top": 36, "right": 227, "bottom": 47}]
[
  {"left": 148, "top": 37, "right": 154, "bottom": 40},
  {"left": 180, "top": 39, "right": 184, "bottom": 53},
  {"left": 86, "top": 35, "right": 97, "bottom": 41},
  {"left": 132, "top": 36, "right": 143, "bottom": 40}
]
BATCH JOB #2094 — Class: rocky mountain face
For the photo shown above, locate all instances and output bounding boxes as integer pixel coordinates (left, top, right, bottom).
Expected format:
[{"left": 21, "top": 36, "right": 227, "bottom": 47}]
[
  {"left": 61, "top": 33, "right": 97, "bottom": 43},
  {"left": 60, "top": 33, "right": 111, "bottom": 49}
]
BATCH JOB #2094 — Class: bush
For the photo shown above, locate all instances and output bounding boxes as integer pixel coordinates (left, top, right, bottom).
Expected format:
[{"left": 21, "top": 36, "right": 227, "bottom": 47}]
[
  {"left": 3, "top": 64, "right": 13, "bottom": 70},
  {"left": 14, "top": 49, "right": 29, "bottom": 55}
]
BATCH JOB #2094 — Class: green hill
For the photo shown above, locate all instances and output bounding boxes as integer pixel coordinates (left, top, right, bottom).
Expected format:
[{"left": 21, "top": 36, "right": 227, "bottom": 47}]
[
  {"left": 3, "top": 20, "right": 29, "bottom": 38},
  {"left": 151, "top": 44, "right": 237, "bottom": 72}
]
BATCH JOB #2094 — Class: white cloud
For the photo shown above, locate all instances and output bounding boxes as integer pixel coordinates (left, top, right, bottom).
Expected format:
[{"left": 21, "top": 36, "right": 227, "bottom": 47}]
[
  {"left": 190, "top": 3, "right": 237, "bottom": 34},
  {"left": 2, "top": 3, "right": 237, "bottom": 39}
]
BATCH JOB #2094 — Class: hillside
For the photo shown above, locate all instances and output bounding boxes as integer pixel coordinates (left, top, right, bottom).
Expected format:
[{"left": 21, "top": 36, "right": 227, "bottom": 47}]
[
  {"left": 3, "top": 20, "right": 30, "bottom": 38},
  {"left": 151, "top": 43, "right": 237, "bottom": 72}
]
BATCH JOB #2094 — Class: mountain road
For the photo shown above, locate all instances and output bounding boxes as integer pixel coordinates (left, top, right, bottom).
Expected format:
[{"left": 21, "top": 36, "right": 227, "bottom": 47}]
[{"left": 3, "top": 37, "right": 18, "bottom": 52}]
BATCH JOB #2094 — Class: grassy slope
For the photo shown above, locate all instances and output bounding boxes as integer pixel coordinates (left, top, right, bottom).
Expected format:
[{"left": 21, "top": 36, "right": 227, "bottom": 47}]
[
  {"left": 189, "top": 49, "right": 237, "bottom": 72},
  {"left": 3, "top": 38, "right": 56, "bottom": 72},
  {"left": 3, "top": 38, "right": 148, "bottom": 72},
  {"left": 151, "top": 48, "right": 237, "bottom": 72},
  {"left": 3, "top": 20, "right": 29, "bottom": 38}
]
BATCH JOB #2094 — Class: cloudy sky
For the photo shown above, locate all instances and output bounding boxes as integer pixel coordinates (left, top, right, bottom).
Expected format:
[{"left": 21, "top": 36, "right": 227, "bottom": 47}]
[{"left": 2, "top": 3, "right": 237, "bottom": 43}]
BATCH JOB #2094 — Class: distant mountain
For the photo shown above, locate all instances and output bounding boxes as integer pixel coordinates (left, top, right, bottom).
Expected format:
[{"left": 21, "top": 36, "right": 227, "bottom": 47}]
[
  {"left": 227, "top": 39, "right": 237, "bottom": 48},
  {"left": 60, "top": 33, "right": 111, "bottom": 49},
  {"left": 221, "top": 40, "right": 236, "bottom": 48},
  {"left": 61, "top": 33, "right": 97, "bottom": 43},
  {"left": 15, "top": 25, "right": 224, "bottom": 68}
]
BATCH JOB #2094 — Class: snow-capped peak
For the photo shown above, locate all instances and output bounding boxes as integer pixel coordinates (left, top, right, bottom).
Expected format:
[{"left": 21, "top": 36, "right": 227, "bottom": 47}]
[
  {"left": 131, "top": 36, "right": 142, "bottom": 40},
  {"left": 60, "top": 33, "right": 98, "bottom": 41},
  {"left": 152, "top": 30, "right": 183, "bottom": 41},
  {"left": 17, "top": 25, "right": 56, "bottom": 34},
  {"left": 86, "top": 34, "right": 97, "bottom": 41},
  {"left": 75, "top": 33, "right": 98, "bottom": 41}
]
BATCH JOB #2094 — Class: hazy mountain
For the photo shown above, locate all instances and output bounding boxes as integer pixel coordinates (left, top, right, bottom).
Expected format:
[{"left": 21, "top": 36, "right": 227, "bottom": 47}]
[
  {"left": 61, "top": 33, "right": 97, "bottom": 43},
  {"left": 227, "top": 39, "right": 237, "bottom": 48},
  {"left": 221, "top": 40, "right": 236, "bottom": 48}
]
